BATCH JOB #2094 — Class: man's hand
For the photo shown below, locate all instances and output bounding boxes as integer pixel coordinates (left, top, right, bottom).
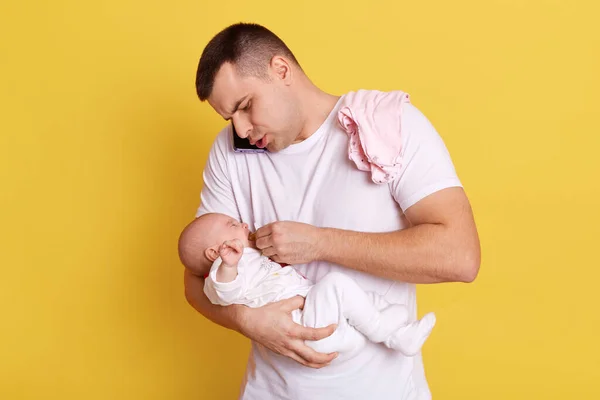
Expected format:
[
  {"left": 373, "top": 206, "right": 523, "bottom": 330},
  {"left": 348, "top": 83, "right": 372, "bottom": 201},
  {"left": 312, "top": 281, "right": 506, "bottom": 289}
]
[
  {"left": 219, "top": 239, "right": 244, "bottom": 266},
  {"left": 255, "top": 221, "right": 323, "bottom": 265},
  {"left": 239, "top": 295, "right": 337, "bottom": 368}
]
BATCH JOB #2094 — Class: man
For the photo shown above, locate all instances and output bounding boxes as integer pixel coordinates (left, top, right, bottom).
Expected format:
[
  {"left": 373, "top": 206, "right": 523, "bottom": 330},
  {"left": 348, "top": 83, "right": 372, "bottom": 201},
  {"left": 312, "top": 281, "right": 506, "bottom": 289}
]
[{"left": 183, "top": 22, "right": 480, "bottom": 400}]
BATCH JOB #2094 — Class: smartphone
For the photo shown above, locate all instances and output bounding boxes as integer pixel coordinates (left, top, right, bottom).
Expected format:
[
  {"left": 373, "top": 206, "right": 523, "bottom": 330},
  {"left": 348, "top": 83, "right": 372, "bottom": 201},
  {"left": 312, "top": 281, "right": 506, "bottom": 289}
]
[{"left": 231, "top": 123, "right": 266, "bottom": 153}]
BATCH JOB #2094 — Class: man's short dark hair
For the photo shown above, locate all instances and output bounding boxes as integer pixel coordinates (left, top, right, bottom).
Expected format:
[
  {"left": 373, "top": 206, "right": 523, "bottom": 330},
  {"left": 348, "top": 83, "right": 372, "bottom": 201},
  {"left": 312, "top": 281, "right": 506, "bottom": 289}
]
[{"left": 195, "top": 23, "right": 301, "bottom": 101}]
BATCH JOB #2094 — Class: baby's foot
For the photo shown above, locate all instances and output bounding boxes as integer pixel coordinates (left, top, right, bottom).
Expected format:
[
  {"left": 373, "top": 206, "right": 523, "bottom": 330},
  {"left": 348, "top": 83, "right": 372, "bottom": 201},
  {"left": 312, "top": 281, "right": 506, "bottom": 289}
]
[{"left": 385, "top": 312, "right": 436, "bottom": 356}]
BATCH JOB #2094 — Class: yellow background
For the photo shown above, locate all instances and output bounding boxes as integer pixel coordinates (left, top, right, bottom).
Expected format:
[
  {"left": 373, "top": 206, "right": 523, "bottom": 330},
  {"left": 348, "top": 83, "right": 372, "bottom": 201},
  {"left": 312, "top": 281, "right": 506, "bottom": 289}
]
[{"left": 1, "top": 0, "right": 599, "bottom": 398}]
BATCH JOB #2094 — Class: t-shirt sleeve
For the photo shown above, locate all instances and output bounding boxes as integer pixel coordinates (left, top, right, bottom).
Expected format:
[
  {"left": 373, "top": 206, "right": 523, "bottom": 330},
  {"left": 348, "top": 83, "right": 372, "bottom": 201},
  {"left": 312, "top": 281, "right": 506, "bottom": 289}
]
[
  {"left": 195, "top": 126, "right": 240, "bottom": 219},
  {"left": 389, "top": 103, "right": 463, "bottom": 212}
]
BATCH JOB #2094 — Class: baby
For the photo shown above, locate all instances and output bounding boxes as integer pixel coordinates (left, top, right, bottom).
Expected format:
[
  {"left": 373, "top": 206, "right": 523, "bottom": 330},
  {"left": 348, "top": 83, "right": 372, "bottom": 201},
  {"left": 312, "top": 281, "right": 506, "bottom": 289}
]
[{"left": 178, "top": 212, "right": 436, "bottom": 358}]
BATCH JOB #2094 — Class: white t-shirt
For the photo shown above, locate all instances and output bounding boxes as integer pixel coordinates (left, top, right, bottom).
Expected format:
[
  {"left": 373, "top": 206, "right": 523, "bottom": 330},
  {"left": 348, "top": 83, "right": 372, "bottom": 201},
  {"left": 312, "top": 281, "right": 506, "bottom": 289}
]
[{"left": 195, "top": 94, "right": 462, "bottom": 400}]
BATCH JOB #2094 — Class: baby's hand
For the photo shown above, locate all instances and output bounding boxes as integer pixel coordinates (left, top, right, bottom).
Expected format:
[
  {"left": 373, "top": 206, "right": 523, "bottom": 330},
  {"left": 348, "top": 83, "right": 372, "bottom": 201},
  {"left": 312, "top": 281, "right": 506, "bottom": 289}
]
[{"left": 219, "top": 239, "right": 244, "bottom": 266}]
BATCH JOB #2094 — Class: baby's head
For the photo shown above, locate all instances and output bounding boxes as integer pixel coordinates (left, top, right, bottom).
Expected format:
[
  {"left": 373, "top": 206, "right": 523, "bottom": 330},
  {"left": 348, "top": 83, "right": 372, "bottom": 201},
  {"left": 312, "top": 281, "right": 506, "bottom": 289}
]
[{"left": 178, "top": 213, "right": 251, "bottom": 275}]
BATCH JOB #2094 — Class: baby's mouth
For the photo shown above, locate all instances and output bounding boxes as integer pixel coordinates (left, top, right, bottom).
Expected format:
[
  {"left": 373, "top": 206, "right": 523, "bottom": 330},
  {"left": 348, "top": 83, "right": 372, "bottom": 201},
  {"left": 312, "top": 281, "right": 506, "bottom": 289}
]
[{"left": 248, "top": 232, "right": 256, "bottom": 242}]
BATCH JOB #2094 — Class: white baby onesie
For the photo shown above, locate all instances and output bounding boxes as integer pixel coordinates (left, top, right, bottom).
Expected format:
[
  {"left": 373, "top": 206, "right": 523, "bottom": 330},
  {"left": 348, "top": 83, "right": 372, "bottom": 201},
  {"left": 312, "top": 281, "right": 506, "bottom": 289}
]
[{"left": 204, "top": 248, "right": 436, "bottom": 358}]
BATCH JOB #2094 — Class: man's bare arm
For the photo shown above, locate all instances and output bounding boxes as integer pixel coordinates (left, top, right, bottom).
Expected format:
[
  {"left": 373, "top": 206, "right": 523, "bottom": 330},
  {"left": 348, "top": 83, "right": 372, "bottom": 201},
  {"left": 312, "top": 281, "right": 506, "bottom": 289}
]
[
  {"left": 183, "top": 269, "right": 338, "bottom": 368},
  {"left": 320, "top": 187, "right": 480, "bottom": 283},
  {"left": 184, "top": 268, "right": 246, "bottom": 331},
  {"left": 257, "top": 187, "right": 480, "bottom": 284}
]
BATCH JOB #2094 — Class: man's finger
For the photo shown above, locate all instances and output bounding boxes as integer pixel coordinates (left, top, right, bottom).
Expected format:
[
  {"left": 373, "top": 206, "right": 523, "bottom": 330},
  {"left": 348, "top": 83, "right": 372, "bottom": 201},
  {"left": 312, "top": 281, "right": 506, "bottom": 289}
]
[
  {"left": 281, "top": 295, "right": 305, "bottom": 312},
  {"left": 255, "top": 224, "right": 273, "bottom": 239},
  {"left": 261, "top": 246, "right": 276, "bottom": 258},
  {"left": 292, "top": 342, "right": 338, "bottom": 366},
  {"left": 255, "top": 235, "right": 272, "bottom": 250},
  {"left": 281, "top": 350, "right": 310, "bottom": 367},
  {"left": 296, "top": 324, "right": 337, "bottom": 341},
  {"left": 282, "top": 348, "right": 331, "bottom": 369},
  {"left": 271, "top": 254, "right": 284, "bottom": 264}
]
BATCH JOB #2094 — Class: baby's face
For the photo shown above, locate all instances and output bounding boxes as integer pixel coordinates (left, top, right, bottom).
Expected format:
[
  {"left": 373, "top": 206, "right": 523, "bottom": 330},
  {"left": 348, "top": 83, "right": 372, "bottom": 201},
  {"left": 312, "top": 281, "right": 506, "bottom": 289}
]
[{"left": 212, "top": 214, "right": 251, "bottom": 248}]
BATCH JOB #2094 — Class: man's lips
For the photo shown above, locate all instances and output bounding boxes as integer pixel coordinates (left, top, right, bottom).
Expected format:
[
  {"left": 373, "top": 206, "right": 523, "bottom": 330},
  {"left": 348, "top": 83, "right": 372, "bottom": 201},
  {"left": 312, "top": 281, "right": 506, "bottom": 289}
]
[
  {"left": 257, "top": 137, "right": 267, "bottom": 148},
  {"left": 251, "top": 136, "right": 267, "bottom": 148}
]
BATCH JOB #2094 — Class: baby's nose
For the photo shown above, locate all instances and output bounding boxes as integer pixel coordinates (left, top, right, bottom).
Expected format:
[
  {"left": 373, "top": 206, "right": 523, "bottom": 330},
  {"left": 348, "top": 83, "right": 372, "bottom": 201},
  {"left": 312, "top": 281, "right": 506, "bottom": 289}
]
[{"left": 242, "top": 223, "right": 248, "bottom": 230}]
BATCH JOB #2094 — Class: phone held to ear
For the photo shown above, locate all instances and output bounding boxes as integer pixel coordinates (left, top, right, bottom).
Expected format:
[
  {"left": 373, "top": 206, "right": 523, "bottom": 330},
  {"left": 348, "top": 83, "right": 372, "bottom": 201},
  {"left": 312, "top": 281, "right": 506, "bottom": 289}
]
[{"left": 231, "top": 124, "right": 266, "bottom": 154}]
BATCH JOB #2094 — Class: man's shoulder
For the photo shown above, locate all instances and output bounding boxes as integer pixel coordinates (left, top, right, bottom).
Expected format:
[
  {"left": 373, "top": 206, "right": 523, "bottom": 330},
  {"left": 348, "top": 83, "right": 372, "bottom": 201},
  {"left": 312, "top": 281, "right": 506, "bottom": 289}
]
[
  {"left": 340, "top": 88, "right": 409, "bottom": 101},
  {"left": 210, "top": 123, "right": 233, "bottom": 152},
  {"left": 343, "top": 88, "right": 435, "bottom": 131},
  {"left": 339, "top": 88, "right": 425, "bottom": 125},
  {"left": 203, "top": 124, "right": 235, "bottom": 169}
]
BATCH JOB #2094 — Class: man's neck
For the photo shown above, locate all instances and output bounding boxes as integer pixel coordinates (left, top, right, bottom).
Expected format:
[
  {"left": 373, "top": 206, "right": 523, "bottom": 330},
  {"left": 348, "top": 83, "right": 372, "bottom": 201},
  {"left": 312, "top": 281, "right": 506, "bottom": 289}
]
[{"left": 296, "top": 84, "right": 341, "bottom": 142}]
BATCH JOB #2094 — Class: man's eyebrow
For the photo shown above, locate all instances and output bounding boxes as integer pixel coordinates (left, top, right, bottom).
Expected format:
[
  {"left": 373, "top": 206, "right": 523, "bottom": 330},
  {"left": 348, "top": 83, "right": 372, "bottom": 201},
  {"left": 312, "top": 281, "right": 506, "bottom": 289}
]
[{"left": 224, "top": 95, "right": 248, "bottom": 121}]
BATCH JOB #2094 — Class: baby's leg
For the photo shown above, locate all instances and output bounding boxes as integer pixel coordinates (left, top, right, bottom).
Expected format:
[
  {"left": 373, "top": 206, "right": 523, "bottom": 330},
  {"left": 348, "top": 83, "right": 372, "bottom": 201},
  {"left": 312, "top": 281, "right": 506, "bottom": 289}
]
[
  {"left": 302, "top": 272, "right": 410, "bottom": 348},
  {"left": 367, "top": 292, "right": 437, "bottom": 356},
  {"left": 300, "top": 285, "right": 365, "bottom": 356}
]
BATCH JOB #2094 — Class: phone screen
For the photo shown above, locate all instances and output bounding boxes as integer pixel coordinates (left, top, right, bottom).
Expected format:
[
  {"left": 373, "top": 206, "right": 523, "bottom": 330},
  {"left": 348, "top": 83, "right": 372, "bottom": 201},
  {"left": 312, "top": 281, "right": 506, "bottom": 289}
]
[{"left": 231, "top": 124, "right": 266, "bottom": 153}]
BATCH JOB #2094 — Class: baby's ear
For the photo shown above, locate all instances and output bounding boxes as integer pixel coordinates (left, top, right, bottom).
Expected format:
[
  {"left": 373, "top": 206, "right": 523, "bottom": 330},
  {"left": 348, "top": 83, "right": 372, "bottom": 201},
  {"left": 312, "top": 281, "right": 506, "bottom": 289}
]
[{"left": 205, "top": 246, "right": 219, "bottom": 262}]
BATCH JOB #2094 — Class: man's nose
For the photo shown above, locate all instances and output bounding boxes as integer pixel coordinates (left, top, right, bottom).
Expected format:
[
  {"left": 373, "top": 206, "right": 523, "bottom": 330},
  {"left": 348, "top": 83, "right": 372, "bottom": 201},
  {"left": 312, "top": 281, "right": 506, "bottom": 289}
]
[{"left": 232, "top": 117, "right": 252, "bottom": 139}]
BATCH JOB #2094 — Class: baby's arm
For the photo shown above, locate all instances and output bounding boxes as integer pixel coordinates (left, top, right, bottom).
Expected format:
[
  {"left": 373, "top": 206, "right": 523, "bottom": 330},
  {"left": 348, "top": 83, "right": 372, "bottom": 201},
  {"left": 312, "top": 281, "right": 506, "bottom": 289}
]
[
  {"left": 204, "top": 239, "right": 246, "bottom": 306},
  {"left": 215, "top": 239, "right": 243, "bottom": 282}
]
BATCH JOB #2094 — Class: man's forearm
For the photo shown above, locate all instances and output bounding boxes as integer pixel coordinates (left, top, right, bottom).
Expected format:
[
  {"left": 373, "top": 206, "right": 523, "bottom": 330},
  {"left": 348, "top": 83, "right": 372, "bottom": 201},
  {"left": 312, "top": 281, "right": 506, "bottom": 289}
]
[
  {"left": 319, "top": 223, "right": 479, "bottom": 284},
  {"left": 183, "top": 268, "right": 246, "bottom": 332}
]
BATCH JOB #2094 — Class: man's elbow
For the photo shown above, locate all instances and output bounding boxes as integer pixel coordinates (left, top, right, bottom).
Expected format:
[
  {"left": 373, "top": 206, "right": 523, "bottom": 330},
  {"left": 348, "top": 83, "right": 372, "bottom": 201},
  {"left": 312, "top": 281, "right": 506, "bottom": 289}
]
[
  {"left": 456, "top": 245, "right": 481, "bottom": 283},
  {"left": 183, "top": 268, "right": 204, "bottom": 309},
  {"left": 183, "top": 274, "right": 195, "bottom": 307},
  {"left": 184, "top": 283, "right": 195, "bottom": 307}
]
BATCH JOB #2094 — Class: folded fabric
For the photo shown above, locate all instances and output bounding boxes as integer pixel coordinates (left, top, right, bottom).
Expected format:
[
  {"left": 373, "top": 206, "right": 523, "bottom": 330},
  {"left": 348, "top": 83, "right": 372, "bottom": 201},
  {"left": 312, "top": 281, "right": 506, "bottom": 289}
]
[{"left": 337, "top": 89, "right": 411, "bottom": 184}]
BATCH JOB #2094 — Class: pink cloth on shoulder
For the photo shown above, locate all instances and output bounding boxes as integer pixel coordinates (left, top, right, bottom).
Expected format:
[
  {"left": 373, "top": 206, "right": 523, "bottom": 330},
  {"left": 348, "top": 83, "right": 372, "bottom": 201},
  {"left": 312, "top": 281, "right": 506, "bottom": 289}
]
[{"left": 337, "top": 89, "right": 411, "bottom": 184}]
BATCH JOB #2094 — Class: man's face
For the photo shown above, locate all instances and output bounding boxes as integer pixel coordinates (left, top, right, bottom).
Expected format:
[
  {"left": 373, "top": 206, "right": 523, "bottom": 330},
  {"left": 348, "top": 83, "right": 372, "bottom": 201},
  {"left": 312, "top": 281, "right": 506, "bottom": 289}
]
[{"left": 207, "top": 61, "right": 303, "bottom": 153}]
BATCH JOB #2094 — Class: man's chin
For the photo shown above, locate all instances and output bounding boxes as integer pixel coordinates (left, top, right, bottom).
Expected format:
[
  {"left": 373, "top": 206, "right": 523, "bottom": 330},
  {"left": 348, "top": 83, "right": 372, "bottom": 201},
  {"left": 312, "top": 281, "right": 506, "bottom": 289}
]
[{"left": 266, "top": 142, "right": 287, "bottom": 153}]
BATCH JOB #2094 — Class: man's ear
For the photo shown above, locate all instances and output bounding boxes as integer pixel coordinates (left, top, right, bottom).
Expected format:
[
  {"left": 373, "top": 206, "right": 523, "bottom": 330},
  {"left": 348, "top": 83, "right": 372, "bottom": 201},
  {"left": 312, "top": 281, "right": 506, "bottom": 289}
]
[
  {"left": 205, "top": 246, "right": 219, "bottom": 262},
  {"left": 269, "top": 56, "right": 292, "bottom": 85}
]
